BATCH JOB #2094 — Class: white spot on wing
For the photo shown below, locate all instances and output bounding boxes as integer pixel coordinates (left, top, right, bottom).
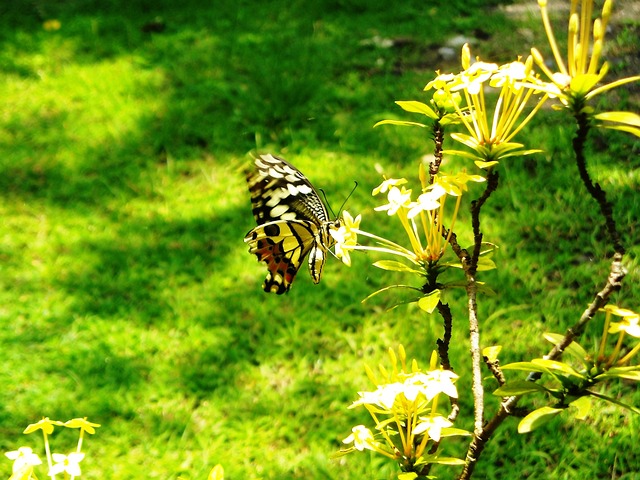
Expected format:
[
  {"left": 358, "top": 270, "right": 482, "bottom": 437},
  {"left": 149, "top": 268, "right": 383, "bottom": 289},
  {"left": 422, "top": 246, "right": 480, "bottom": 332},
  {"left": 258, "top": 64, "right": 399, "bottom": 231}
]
[{"left": 270, "top": 204, "right": 290, "bottom": 217}]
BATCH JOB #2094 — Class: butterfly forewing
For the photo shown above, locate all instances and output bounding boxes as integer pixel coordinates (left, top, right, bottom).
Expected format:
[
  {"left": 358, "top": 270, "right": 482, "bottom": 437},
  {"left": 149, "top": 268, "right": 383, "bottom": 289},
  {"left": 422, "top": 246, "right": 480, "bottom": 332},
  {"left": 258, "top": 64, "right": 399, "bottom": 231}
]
[
  {"left": 247, "top": 153, "right": 330, "bottom": 225},
  {"left": 244, "top": 153, "right": 338, "bottom": 294}
]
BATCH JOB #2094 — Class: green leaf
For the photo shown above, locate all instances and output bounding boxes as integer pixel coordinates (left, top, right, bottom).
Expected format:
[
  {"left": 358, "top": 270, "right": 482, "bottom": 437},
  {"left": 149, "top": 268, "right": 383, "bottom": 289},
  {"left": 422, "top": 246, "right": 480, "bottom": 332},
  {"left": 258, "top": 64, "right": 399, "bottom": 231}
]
[
  {"left": 494, "top": 380, "right": 548, "bottom": 396},
  {"left": 594, "top": 111, "right": 640, "bottom": 127},
  {"left": 498, "top": 148, "right": 543, "bottom": 158},
  {"left": 569, "top": 396, "right": 591, "bottom": 420},
  {"left": 532, "top": 359, "right": 586, "bottom": 379},
  {"left": 501, "top": 361, "right": 551, "bottom": 374},
  {"left": 597, "top": 124, "right": 640, "bottom": 137},
  {"left": 418, "top": 290, "right": 441, "bottom": 313},
  {"left": 518, "top": 406, "right": 563, "bottom": 433},
  {"left": 475, "top": 281, "right": 497, "bottom": 296},
  {"left": 209, "top": 465, "right": 225, "bottom": 480},
  {"left": 450, "top": 133, "right": 479, "bottom": 149},
  {"left": 489, "top": 141, "right": 525, "bottom": 156},
  {"left": 595, "top": 366, "right": 640, "bottom": 382},
  {"left": 542, "top": 333, "right": 590, "bottom": 368},
  {"left": 588, "top": 391, "right": 640, "bottom": 415},
  {"left": 440, "top": 113, "right": 461, "bottom": 126},
  {"left": 475, "top": 160, "right": 499, "bottom": 169},
  {"left": 440, "top": 427, "right": 472, "bottom": 437},
  {"left": 361, "top": 284, "right": 420, "bottom": 303},
  {"left": 395, "top": 100, "right": 438, "bottom": 119},
  {"left": 373, "top": 260, "right": 424, "bottom": 274},
  {"left": 398, "top": 473, "right": 419, "bottom": 480},
  {"left": 476, "top": 256, "right": 496, "bottom": 271},
  {"left": 483, "top": 345, "right": 502, "bottom": 363},
  {"left": 443, "top": 149, "right": 483, "bottom": 162},
  {"left": 374, "top": 119, "right": 427, "bottom": 128},
  {"left": 429, "top": 456, "right": 466, "bottom": 466}
]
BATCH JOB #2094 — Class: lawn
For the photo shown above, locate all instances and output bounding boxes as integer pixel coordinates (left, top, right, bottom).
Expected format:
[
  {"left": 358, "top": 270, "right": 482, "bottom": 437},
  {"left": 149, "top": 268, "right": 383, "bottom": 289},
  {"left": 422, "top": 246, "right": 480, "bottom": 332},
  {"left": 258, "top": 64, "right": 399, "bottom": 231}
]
[{"left": 1, "top": 0, "right": 639, "bottom": 479}]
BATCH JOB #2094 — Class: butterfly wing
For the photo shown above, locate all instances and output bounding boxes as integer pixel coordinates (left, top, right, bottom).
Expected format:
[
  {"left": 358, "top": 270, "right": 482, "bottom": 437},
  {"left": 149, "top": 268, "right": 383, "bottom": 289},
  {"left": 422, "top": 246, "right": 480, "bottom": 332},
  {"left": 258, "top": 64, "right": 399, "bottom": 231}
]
[
  {"left": 244, "top": 153, "right": 335, "bottom": 294},
  {"left": 244, "top": 220, "right": 323, "bottom": 294},
  {"left": 246, "top": 153, "right": 331, "bottom": 225}
]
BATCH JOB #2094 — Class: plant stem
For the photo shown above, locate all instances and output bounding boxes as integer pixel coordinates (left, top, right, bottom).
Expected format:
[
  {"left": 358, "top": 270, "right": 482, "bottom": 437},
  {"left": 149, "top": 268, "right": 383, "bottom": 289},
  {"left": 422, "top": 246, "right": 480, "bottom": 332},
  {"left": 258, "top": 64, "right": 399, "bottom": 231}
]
[
  {"left": 466, "top": 279, "right": 484, "bottom": 436},
  {"left": 430, "top": 121, "right": 445, "bottom": 180},
  {"left": 436, "top": 303, "right": 453, "bottom": 371},
  {"left": 458, "top": 252, "right": 626, "bottom": 480},
  {"left": 467, "top": 170, "right": 499, "bottom": 436},
  {"left": 436, "top": 302, "right": 460, "bottom": 422},
  {"left": 573, "top": 109, "right": 625, "bottom": 255}
]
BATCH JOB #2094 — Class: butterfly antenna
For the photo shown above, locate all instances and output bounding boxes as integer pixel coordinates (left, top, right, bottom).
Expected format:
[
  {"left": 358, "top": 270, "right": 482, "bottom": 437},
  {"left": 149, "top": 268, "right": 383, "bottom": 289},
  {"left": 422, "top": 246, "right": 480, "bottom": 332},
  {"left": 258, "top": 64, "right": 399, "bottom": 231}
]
[
  {"left": 338, "top": 181, "right": 358, "bottom": 216},
  {"left": 320, "top": 181, "right": 358, "bottom": 220}
]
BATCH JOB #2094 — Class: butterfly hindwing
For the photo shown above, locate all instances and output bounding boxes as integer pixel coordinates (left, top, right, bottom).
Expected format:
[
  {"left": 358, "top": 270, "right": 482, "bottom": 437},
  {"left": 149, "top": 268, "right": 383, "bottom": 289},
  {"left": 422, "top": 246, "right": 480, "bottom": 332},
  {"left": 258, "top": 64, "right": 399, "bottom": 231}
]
[
  {"left": 245, "top": 220, "right": 322, "bottom": 294},
  {"left": 244, "top": 153, "right": 338, "bottom": 294}
]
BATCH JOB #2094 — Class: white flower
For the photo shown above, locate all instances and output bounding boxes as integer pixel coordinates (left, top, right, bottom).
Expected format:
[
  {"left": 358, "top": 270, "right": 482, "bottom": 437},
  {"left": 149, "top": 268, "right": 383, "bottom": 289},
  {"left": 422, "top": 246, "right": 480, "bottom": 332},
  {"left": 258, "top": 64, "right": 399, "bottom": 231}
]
[
  {"left": 330, "top": 211, "right": 361, "bottom": 266},
  {"left": 49, "top": 452, "right": 85, "bottom": 477},
  {"left": 407, "top": 191, "right": 442, "bottom": 219},
  {"left": 342, "top": 425, "right": 375, "bottom": 451},
  {"left": 414, "top": 415, "right": 453, "bottom": 441},
  {"left": 374, "top": 186, "right": 412, "bottom": 216},
  {"left": 5, "top": 446, "right": 42, "bottom": 473}
]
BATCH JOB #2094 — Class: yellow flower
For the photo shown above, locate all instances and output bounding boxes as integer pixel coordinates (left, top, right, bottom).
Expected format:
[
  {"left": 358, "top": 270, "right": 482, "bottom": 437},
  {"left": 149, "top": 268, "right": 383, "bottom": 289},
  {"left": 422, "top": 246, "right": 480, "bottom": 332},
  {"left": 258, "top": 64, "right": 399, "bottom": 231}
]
[
  {"left": 372, "top": 177, "right": 407, "bottom": 196},
  {"left": 23, "top": 417, "right": 63, "bottom": 435},
  {"left": 436, "top": 45, "right": 549, "bottom": 167},
  {"left": 64, "top": 418, "right": 101, "bottom": 434},
  {"left": 608, "top": 314, "right": 640, "bottom": 338},
  {"left": 533, "top": 0, "right": 640, "bottom": 135},
  {"left": 425, "top": 72, "right": 457, "bottom": 91}
]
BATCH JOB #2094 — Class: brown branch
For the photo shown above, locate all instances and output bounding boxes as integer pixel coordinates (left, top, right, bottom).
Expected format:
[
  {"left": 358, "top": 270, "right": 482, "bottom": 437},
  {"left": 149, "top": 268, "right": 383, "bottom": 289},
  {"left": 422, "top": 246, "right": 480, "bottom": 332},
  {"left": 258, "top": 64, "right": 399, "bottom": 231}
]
[
  {"left": 457, "top": 253, "right": 626, "bottom": 480},
  {"left": 436, "top": 302, "right": 460, "bottom": 422},
  {"left": 573, "top": 111, "right": 625, "bottom": 255},
  {"left": 465, "top": 170, "right": 500, "bottom": 436},
  {"left": 436, "top": 302, "right": 454, "bottom": 371},
  {"left": 430, "top": 121, "right": 445, "bottom": 179},
  {"left": 532, "top": 252, "right": 626, "bottom": 368},
  {"left": 483, "top": 356, "right": 506, "bottom": 387}
]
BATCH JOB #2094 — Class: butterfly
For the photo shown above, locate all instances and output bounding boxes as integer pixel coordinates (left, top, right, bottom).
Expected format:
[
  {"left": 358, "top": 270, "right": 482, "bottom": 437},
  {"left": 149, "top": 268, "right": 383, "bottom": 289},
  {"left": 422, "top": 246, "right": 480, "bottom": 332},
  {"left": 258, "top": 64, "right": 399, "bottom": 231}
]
[{"left": 244, "top": 153, "right": 341, "bottom": 294}]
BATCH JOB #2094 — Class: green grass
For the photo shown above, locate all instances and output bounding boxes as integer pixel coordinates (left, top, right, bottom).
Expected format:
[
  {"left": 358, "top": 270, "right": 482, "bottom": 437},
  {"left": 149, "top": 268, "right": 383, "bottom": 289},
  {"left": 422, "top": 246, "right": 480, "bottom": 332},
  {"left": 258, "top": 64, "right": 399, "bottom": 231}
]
[{"left": 1, "top": 0, "right": 639, "bottom": 479}]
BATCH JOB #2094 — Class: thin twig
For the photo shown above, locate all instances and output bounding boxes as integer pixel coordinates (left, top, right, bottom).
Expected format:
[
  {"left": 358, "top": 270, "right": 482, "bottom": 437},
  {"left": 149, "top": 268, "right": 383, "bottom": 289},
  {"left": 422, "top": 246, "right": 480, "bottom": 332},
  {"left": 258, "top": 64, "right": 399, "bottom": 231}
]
[
  {"left": 458, "top": 252, "right": 626, "bottom": 480},
  {"left": 436, "top": 302, "right": 460, "bottom": 422},
  {"left": 466, "top": 170, "right": 500, "bottom": 435},
  {"left": 483, "top": 356, "right": 506, "bottom": 387},
  {"left": 573, "top": 110, "right": 625, "bottom": 255},
  {"left": 430, "top": 121, "right": 445, "bottom": 180}
]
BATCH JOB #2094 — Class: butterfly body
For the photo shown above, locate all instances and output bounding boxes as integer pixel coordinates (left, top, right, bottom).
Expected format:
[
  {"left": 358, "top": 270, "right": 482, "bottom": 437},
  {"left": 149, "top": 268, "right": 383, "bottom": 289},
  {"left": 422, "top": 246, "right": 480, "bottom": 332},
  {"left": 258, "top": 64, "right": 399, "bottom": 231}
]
[{"left": 244, "top": 153, "right": 339, "bottom": 294}]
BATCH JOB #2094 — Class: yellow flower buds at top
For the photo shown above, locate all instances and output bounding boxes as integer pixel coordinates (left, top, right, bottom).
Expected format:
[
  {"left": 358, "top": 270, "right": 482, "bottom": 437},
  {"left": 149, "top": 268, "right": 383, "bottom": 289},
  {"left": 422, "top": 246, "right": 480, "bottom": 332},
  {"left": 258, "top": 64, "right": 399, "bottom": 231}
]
[{"left": 461, "top": 43, "right": 471, "bottom": 70}]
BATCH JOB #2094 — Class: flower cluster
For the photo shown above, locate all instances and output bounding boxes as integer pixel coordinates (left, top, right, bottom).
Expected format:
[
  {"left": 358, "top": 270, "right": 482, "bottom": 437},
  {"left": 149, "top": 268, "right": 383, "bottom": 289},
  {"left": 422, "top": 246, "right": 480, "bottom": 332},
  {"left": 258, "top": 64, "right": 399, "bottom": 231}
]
[
  {"left": 339, "top": 347, "right": 469, "bottom": 477},
  {"left": 377, "top": 44, "right": 554, "bottom": 169},
  {"left": 426, "top": 46, "right": 551, "bottom": 168},
  {"left": 330, "top": 164, "right": 489, "bottom": 312},
  {"left": 371, "top": 168, "right": 485, "bottom": 264},
  {"left": 5, "top": 417, "right": 100, "bottom": 480},
  {"left": 332, "top": 167, "right": 485, "bottom": 266},
  {"left": 597, "top": 304, "right": 640, "bottom": 368},
  {"left": 532, "top": 0, "right": 639, "bottom": 135}
]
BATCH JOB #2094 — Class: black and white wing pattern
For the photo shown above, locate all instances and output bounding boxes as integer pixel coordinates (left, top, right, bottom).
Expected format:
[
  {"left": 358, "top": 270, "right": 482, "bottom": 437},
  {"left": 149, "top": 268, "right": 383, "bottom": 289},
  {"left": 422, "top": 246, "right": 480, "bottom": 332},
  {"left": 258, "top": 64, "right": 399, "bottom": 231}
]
[{"left": 244, "top": 153, "right": 340, "bottom": 294}]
